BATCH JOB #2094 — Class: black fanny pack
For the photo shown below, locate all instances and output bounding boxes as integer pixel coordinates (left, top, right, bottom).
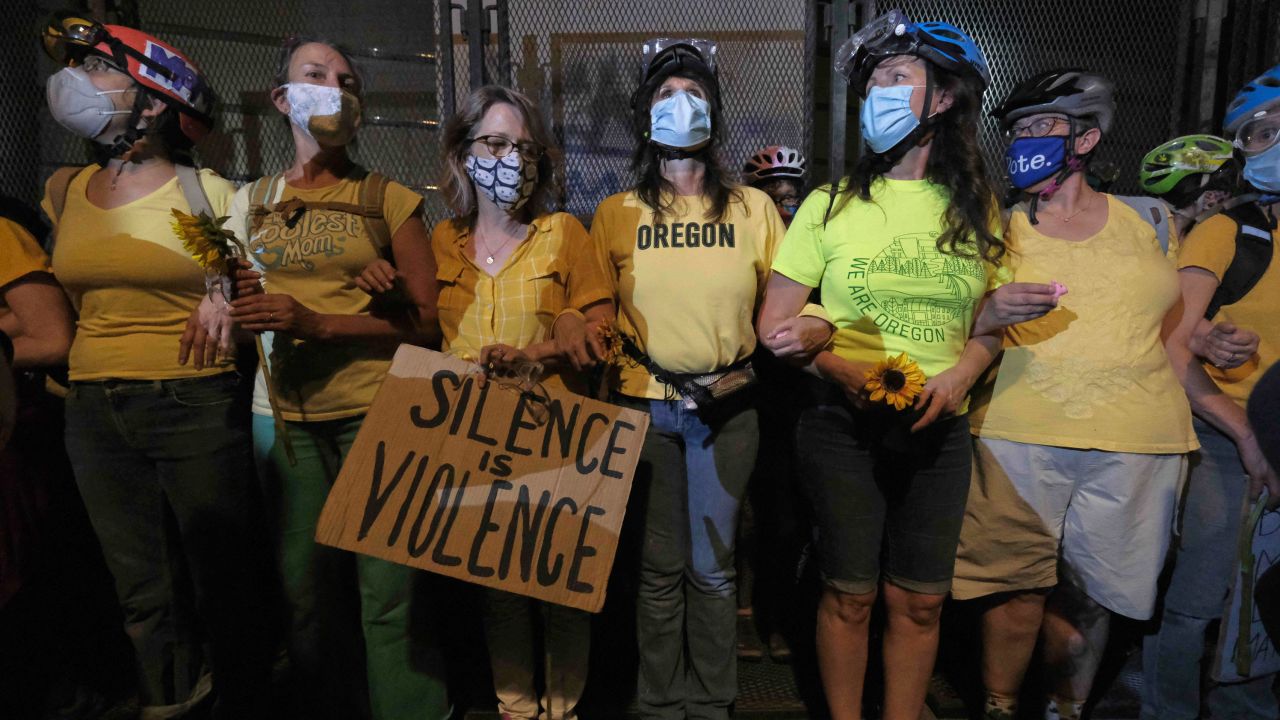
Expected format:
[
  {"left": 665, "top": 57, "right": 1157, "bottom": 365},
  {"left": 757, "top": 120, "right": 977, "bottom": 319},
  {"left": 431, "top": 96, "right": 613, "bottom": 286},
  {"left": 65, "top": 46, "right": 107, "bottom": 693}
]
[{"left": 619, "top": 335, "right": 757, "bottom": 413}]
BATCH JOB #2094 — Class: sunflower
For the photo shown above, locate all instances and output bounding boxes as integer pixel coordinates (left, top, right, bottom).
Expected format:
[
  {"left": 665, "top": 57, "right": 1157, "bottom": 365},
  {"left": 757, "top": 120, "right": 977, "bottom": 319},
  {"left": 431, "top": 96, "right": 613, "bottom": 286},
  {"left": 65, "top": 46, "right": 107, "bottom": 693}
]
[
  {"left": 863, "top": 352, "right": 927, "bottom": 411},
  {"left": 170, "top": 209, "right": 244, "bottom": 271}
]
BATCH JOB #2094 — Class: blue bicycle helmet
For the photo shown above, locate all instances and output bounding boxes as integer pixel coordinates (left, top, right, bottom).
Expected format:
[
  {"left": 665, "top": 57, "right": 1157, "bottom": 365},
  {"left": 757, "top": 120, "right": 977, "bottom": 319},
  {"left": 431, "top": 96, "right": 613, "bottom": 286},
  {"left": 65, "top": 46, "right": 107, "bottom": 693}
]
[
  {"left": 1225, "top": 64, "right": 1280, "bottom": 135},
  {"left": 836, "top": 10, "right": 991, "bottom": 95}
]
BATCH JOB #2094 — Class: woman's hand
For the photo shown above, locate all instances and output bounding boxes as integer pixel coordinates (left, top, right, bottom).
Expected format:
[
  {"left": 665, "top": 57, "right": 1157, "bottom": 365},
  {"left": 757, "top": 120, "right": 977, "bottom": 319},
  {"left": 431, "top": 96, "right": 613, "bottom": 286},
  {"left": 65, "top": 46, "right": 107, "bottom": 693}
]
[
  {"left": 231, "top": 258, "right": 264, "bottom": 298},
  {"left": 973, "top": 282, "right": 1062, "bottom": 335},
  {"left": 355, "top": 258, "right": 398, "bottom": 295},
  {"left": 179, "top": 293, "right": 234, "bottom": 369},
  {"left": 1239, "top": 433, "right": 1280, "bottom": 509},
  {"left": 480, "top": 343, "right": 534, "bottom": 374},
  {"left": 910, "top": 366, "right": 976, "bottom": 432},
  {"left": 761, "top": 315, "right": 834, "bottom": 360},
  {"left": 1191, "top": 320, "right": 1259, "bottom": 369},
  {"left": 816, "top": 353, "right": 874, "bottom": 409},
  {"left": 552, "top": 311, "right": 607, "bottom": 371},
  {"left": 230, "top": 293, "right": 327, "bottom": 339}
]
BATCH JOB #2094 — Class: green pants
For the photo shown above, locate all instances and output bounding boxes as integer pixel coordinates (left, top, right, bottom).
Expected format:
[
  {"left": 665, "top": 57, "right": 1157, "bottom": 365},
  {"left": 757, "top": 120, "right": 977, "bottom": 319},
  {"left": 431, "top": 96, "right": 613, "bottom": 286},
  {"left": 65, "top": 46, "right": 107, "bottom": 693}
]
[{"left": 253, "top": 414, "right": 450, "bottom": 720}]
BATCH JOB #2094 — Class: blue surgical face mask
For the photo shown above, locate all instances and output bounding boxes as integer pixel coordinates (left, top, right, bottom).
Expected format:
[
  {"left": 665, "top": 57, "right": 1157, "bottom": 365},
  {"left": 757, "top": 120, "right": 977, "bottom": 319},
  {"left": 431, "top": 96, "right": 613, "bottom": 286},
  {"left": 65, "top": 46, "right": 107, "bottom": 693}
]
[
  {"left": 649, "top": 90, "right": 712, "bottom": 149},
  {"left": 860, "top": 84, "right": 922, "bottom": 154},
  {"left": 1244, "top": 143, "right": 1280, "bottom": 193},
  {"left": 1005, "top": 136, "right": 1069, "bottom": 190}
]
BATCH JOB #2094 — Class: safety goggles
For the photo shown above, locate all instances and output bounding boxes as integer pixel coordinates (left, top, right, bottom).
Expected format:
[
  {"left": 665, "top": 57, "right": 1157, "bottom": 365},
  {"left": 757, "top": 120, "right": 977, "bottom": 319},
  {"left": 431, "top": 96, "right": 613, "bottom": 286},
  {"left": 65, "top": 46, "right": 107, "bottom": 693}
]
[
  {"left": 640, "top": 38, "right": 719, "bottom": 81},
  {"left": 834, "top": 9, "right": 916, "bottom": 83},
  {"left": 1235, "top": 109, "right": 1280, "bottom": 156},
  {"left": 42, "top": 12, "right": 108, "bottom": 67}
]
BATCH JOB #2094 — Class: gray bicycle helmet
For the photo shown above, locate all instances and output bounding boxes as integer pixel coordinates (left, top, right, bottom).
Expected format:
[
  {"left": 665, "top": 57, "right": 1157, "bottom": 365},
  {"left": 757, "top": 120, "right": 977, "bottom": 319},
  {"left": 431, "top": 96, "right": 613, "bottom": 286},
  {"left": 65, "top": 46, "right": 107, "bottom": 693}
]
[{"left": 991, "top": 69, "right": 1116, "bottom": 134}]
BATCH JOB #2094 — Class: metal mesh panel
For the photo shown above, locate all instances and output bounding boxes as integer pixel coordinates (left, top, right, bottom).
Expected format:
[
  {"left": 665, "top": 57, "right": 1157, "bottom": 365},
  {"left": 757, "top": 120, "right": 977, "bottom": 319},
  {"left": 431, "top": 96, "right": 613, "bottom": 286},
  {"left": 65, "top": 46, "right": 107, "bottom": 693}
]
[
  {"left": 1, "top": 2, "right": 46, "bottom": 207},
  {"left": 862, "top": 0, "right": 1191, "bottom": 194},
  {"left": 505, "top": 0, "right": 812, "bottom": 220}
]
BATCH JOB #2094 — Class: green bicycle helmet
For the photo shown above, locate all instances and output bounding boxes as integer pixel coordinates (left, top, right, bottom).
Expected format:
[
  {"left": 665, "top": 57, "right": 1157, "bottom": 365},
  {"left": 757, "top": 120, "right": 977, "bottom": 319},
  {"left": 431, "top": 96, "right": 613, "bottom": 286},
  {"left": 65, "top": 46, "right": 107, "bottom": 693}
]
[{"left": 1141, "top": 134, "right": 1240, "bottom": 210}]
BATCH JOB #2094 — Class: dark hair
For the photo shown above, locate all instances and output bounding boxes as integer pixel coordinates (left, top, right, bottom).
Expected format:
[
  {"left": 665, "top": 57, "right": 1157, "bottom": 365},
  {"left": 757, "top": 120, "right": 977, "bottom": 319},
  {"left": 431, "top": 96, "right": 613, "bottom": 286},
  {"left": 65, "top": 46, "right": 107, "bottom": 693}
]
[
  {"left": 438, "top": 85, "right": 561, "bottom": 224},
  {"left": 630, "top": 68, "right": 740, "bottom": 223},
  {"left": 89, "top": 74, "right": 196, "bottom": 166},
  {"left": 826, "top": 63, "right": 1005, "bottom": 263},
  {"left": 754, "top": 177, "right": 804, "bottom": 197}
]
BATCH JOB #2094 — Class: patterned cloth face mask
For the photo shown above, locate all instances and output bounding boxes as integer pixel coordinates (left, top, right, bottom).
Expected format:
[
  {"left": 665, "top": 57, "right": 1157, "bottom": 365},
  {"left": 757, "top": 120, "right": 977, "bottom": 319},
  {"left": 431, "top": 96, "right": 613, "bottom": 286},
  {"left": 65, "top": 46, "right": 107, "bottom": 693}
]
[
  {"left": 283, "top": 83, "right": 362, "bottom": 146},
  {"left": 465, "top": 152, "right": 538, "bottom": 213}
]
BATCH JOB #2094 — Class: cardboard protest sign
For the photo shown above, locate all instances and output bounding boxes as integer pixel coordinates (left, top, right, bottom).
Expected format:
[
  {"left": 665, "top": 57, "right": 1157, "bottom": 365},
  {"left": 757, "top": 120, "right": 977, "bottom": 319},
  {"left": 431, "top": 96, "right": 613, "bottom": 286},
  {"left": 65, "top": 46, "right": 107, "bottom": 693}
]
[
  {"left": 316, "top": 345, "right": 649, "bottom": 613},
  {"left": 1213, "top": 492, "right": 1280, "bottom": 681}
]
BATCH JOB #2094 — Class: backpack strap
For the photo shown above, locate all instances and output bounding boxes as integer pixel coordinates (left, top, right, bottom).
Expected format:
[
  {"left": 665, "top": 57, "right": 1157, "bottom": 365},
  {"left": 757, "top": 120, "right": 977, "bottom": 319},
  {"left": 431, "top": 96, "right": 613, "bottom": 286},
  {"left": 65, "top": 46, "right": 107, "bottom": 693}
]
[
  {"left": 359, "top": 171, "right": 391, "bottom": 248},
  {"left": 248, "top": 174, "right": 284, "bottom": 237},
  {"left": 1114, "top": 195, "right": 1173, "bottom": 255},
  {"left": 174, "top": 164, "right": 215, "bottom": 218},
  {"left": 1206, "top": 202, "right": 1275, "bottom": 319},
  {"left": 247, "top": 168, "right": 391, "bottom": 245}
]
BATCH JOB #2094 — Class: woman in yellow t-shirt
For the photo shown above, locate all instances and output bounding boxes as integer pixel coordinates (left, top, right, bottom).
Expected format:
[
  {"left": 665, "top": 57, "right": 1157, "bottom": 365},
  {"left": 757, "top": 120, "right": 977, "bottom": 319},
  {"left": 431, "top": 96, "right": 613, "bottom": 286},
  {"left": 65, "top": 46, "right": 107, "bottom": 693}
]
[
  {"left": 366, "top": 83, "right": 612, "bottom": 720},
  {"left": 213, "top": 37, "right": 448, "bottom": 720},
  {"left": 757, "top": 13, "right": 1006, "bottom": 720},
  {"left": 39, "top": 16, "right": 276, "bottom": 719},
  {"left": 951, "top": 70, "right": 1197, "bottom": 720},
  {"left": 590, "top": 38, "right": 791, "bottom": 719}
]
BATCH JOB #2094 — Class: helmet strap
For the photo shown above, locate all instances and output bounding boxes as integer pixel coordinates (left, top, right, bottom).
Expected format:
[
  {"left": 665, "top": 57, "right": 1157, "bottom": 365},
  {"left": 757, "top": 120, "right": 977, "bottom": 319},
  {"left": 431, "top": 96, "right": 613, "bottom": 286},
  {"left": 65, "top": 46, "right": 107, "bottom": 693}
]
[
  {"left": 1027, "top": 120, "right": 1084, "bottom": 225},
  {"left": 103, "top": 88, "right": 151, "bottom": 164}
]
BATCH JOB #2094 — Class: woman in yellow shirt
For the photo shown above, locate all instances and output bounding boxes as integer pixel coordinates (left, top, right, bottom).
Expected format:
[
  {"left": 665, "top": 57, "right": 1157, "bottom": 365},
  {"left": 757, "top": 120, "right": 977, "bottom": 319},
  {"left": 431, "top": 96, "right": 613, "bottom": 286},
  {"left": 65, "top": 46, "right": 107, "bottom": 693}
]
[
  {"left": 377, "top": 83, "right": 612, "bottom": 720},
  {"left": 758, "top": 12, "right": 1005, "bottom": 720},
  {"left": 39, "top": 15, "right": 275, "bottom": 719},
  {"left": 221, "top": 37, "right": 447, "bottom": 720},
  {"left": 951, "top": 70, "right": 1198, "bottom": 720},
  {"left": 590, "top": 38, "right": 791, "bottom": 719}
]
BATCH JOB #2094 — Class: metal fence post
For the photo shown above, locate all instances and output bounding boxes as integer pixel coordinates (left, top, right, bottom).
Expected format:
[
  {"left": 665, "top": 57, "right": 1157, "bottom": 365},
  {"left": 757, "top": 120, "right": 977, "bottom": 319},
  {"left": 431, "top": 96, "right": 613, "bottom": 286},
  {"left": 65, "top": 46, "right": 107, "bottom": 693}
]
[
  {"left": 439, "top": 0, "right": 457, "bottom": 120},
  {"left": 467, "top": 0, "right": 488, "bottom": 89},
  {"left": 829, "top": 0, "right": 851, "bottom": 185}
]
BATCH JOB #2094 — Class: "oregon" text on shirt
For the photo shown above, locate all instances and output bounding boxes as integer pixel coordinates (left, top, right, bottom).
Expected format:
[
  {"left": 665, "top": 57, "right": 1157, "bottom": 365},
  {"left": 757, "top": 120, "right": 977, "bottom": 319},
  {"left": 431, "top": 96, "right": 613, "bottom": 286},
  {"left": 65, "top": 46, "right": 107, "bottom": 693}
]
[{"left": 636, "top": 222, "right": 735, "bottom": 251}]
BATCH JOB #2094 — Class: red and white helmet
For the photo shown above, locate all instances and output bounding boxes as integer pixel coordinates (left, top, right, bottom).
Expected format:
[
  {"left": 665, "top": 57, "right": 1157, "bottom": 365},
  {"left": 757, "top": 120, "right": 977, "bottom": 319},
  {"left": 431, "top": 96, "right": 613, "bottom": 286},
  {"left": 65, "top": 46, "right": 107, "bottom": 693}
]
[
  {"left": 43, "top": 12, "right": 216, "bottom": 145},
  {"left": 743, "top": 145, "right": 806, "bottom": 184}
]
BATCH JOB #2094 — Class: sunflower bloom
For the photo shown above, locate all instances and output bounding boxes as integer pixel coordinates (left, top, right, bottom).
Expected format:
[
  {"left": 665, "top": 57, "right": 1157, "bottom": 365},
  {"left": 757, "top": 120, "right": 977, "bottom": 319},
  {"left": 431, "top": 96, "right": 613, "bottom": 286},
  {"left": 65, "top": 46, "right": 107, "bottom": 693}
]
[
  {"left": 170, "top": 209, "right": 244, "bottom": 271},
  {"left": 863, "top": 352, "right": 927, "bottom": 411}
]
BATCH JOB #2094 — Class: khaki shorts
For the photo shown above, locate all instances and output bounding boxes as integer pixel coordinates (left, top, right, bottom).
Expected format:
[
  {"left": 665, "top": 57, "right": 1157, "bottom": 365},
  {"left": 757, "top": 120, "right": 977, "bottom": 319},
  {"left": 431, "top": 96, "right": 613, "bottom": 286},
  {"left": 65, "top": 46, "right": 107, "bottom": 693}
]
[{"left": 952, "top": 437, "right": 1187, "bottom": 620}]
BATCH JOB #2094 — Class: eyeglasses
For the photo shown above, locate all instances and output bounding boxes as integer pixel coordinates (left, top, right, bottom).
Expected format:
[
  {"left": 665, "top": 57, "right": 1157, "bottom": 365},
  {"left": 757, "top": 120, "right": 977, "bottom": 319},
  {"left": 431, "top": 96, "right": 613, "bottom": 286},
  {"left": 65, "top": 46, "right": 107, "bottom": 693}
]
[
  {"left": 1005, "top": 116, "right": 1071, "bottom": 142},
  {"left": 1236, "top": 112, "right": 1280, "bottom": 156},
  {"left": 468, "top": 134, "right": 545, "bottom": 161}
]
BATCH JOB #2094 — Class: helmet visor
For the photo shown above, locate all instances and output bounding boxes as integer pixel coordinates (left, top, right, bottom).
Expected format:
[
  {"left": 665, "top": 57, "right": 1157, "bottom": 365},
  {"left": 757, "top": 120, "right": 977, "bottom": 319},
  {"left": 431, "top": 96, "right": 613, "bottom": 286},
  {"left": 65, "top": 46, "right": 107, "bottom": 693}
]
[
  {"left": 834, "top": 10, "right": 916, "bottom": 83},
  {"left": 1236, "top": 109, "right": 1280, "bottom": 156},
  {"left": 640, "top": 38, "right": 718, "bottom": 82},
  {"left": 42, "top": 12, "right": 106, "bottom": 66}
]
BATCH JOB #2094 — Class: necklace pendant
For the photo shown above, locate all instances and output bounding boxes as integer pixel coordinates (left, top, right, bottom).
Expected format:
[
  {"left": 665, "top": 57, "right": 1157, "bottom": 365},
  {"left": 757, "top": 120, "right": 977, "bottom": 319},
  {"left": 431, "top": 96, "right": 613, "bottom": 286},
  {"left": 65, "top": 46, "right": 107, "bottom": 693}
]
[{"left": 485, "top": 255, "right": 495, "bottom": 265}]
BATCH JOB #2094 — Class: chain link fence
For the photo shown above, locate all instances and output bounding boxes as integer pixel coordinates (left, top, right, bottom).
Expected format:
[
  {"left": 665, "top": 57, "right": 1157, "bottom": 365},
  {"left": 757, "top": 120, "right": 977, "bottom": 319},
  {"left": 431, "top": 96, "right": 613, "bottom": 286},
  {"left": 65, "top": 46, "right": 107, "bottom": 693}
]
[
  {"left": 851, "top": 0, "right": 1191, "bottom": 194},
  {"left": 7, "top": 1, "right": 1280, "bottom": 215},
  {"left": 504, "top": 0, "right": 815, "bottom": 220}
]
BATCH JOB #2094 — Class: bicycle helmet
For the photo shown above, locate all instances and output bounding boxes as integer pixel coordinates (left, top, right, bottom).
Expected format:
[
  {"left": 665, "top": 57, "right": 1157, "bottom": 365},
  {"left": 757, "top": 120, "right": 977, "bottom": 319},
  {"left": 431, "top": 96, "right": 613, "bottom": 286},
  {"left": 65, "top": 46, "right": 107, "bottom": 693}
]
[
  {"left": 835, "top": 9, "right": 990, "bottom": 94},
  {"left": 1139, "top": 134, "right": 1235, "bottom": 197},
  {"left": 743, "top": 146, "right": 806, "bottom": 184},
  {"left": 43, "top": 11, "right": 215, "bottom": 146},
  {"left": 1225, "top": 65, "right": 1280, "bottom": 135},
  {"left": 991, "top": 69, "right": 1115, "bottom": 135},
  {"left": 631, "top": 38, "right": 720, "bottom": 111}
]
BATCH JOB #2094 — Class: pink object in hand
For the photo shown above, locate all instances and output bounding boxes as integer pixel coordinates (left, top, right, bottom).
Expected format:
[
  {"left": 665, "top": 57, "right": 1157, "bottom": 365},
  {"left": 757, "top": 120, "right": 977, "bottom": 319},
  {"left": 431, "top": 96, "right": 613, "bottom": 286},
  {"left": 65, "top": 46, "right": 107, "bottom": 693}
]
[{"left": 1050, "top": 281, "right": 1069, "bottom": 303}]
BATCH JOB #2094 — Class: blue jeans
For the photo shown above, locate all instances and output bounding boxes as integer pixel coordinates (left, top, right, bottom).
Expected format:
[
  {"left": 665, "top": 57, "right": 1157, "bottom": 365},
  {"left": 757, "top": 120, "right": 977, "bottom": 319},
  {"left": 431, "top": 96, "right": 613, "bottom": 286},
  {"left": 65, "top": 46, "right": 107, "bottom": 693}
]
[
  {"left": 618, "top": 395, "right": 759, "bottom": 720},
  {"left": 1142, "top": 418, "right": 1280, "bottom": 720},
  {"left": 64, "top": 375, "right": 275, "bottom": 719}
]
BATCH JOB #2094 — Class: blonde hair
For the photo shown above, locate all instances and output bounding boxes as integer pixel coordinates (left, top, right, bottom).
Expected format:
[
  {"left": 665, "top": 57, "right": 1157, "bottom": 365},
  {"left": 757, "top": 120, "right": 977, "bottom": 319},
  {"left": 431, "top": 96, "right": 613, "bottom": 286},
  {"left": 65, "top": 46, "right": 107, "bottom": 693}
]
[{"left": 439, "top": 85, "right": 561, "bottom": 223}]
